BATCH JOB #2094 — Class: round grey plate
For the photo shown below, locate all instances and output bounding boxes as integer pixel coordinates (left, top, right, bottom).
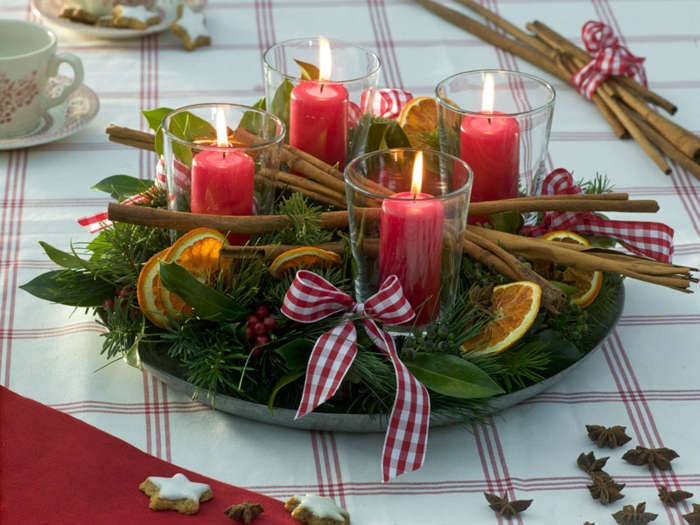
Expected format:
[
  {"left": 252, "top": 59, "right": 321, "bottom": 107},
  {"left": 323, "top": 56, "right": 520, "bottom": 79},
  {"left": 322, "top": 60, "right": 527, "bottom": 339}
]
[{"left": 141, "top": 283, "right": 624, "bottom": 433}]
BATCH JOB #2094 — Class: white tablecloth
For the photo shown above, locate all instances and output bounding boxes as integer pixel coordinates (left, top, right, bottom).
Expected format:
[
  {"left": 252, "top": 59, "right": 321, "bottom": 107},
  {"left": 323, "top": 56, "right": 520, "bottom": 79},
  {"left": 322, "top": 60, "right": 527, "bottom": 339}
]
[{"left": 1, "top": 1, "right": 699, "bottom": 523}]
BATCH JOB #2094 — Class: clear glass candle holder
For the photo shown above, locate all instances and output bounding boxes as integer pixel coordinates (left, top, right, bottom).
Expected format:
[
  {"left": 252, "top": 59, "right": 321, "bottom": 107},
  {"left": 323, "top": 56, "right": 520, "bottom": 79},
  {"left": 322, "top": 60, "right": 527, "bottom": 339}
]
[
  {"left": 263, "top": 37, "right": 381, "bottom": 169},
  {"left": 345, "top": 148, "right": 473, "bottom": 328},
  {"left": 436, "top": 70, "right": 555, "bottom": 224},
  {"left": 161, "top": 103, "right": 285, "bottom": 244}
]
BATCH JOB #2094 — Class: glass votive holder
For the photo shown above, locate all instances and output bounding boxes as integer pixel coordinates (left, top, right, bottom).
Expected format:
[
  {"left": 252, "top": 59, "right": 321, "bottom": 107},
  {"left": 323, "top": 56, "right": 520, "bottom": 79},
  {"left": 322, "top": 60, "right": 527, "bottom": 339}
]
[
  {"left": 436, "top": 70, "right": 555, "bottom": 224},
  {"left": 161, "top": 103, "right": 285, "bottom": 244},
  {"left": 344, "top": 148, "right": 473, "bottom": 329},
  {"left": 263, "top": 37, "right": 381, "bottom": 169}
]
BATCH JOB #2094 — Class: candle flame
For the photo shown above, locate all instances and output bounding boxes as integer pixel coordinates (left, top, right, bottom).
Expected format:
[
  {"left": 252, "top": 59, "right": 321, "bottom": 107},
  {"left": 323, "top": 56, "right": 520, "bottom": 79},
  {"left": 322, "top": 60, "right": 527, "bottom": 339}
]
[
  {"left": 319, "top": 36, "right": 332, "bottom": 81},
  {"left": 481, "top": 73, "right": 495, "bottom": 114},
  {"left": 411, "top": 151, "right": 424, "bottom": 198},
  {"left": 215, "top": 107, "right": 229, "bottom": 147}
]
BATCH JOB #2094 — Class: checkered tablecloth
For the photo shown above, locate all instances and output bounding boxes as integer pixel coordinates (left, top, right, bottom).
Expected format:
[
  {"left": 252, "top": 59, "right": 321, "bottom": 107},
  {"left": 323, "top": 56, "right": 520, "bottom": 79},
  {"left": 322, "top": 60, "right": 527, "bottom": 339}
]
[{"left": 1, "top": 1, "right": 699, "bottom": 524}]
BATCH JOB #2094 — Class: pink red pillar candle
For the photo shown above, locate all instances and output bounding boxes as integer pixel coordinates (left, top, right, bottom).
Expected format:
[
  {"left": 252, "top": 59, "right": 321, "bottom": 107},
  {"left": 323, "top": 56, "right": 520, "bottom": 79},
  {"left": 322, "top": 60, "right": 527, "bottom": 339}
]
[
  {"left": 289, "top": 81, "right": 348, "bottom": 169},
  {"left": 379, "top": 153, "right": 445, "bottom": 326},
  {"left": 459, "top": 113, "right": 519, "bottom": 205},
  {"left": 191, "top": 149, "right": 255, "bottom": 245}
]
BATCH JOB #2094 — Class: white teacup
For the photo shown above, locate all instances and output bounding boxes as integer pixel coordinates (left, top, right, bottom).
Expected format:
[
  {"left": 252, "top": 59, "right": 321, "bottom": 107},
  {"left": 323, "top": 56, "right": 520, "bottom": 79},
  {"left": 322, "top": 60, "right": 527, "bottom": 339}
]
[{"left": 0, "top": 20, "right": 84, "bottom": 139}]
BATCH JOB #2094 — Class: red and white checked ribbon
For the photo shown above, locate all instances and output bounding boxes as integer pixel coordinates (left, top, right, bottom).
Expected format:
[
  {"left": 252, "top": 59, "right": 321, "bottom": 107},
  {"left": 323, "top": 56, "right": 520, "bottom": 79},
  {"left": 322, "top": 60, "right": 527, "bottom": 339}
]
[
  {"left": 78, "top": 157, "right": 191, "bottom": 233},
  {"left": 349, "top": 88, "right": 414, "bottom": 125},
  {"left": 521, "top": 168, "right": 674, "bottom": 263},
  {"left": 571, "top": 21, "right": 647, "bottom": 100},
  {"left": 281, "top": 270, "right": 430, "bottom": 481}
]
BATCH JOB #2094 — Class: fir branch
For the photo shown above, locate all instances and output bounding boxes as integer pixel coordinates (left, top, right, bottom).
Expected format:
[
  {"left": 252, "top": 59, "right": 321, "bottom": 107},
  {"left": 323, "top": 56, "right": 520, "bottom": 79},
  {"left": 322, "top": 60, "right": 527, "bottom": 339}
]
[
  {"left": 578, "top": 173, "right": 615, "bottom": 195},
  {"left": 273, "top": 193, "right": 335, "bottom": 246}
]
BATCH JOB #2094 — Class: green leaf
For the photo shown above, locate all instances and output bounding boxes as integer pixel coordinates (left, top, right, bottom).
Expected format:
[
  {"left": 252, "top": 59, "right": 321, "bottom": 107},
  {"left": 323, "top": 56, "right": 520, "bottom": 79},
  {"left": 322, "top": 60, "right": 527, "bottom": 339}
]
[
  {"left": 384, "top": 120, "right": 411, "bottom": 148},
  {"left": 365, "top": 121, "right": 388, "bottom": 152},
  {"left": 270, "top": 79, "right": 294, "bottom": 139},
  {"left": 275, "top": 339, "right": 313, "bottom": 370},
  {"left": 19, "top": 270, "right": 113, "bottom": 307},
  {"left": 91, "top": 175, "right": 152, "bottom": 201},
  {"left": 549, "top": 280, "right": 582, "bottom": 296},
  {"left": 158, "top": 261, "right": 245, "bottom": 323},
  {"left": 267, "top": 369, "right": 306, "bottom": 414},
  {"left": 405, "top": 354, "right": 504, "bottom": 399},
  {"left": 294, "top": 59, "right": 321, "bottom": 80},
  {"left": 239, "top": 97, "right": 267, "bottom": 135},
  {"left": 489, "top": 211, "right": 524, "bottom": 234},
  {"left": 39, "top": 241, "right": 87, "bottom": 269},
  {"left": 141, "top": 107, "right": 172, "bottom": 133},
  {"left": 527, "top": 329, "right": 581, "bottom": 377},
  {"left": 163, "top": 109, "right": 217, "bottom": 168}
]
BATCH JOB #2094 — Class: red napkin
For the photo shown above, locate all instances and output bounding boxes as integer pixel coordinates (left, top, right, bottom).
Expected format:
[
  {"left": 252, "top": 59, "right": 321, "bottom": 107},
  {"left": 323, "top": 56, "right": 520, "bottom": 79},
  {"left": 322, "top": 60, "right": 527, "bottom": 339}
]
[{"left": 0, "top": 386, "right": 298, "bottom": 524}]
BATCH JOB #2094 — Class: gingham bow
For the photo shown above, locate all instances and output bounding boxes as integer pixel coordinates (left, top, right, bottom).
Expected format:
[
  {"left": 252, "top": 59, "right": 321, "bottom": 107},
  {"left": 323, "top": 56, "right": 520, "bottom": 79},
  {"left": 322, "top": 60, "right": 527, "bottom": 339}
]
[
  {"left": 522, "top": 168, "right": 674, "bottom": 263},
  {"left": 281, "top": 270, "right": 430, "bottom": 481},
  {"left": 571, "top": 21, "right": 647, "bottom": 100}
]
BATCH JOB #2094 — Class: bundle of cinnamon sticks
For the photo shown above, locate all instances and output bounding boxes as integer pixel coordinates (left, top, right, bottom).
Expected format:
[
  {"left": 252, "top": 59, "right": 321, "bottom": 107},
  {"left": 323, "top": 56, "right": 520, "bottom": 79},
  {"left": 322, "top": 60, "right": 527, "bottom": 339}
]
[{"left": 412, "top": 0, "right": 700, "bottom": 181}]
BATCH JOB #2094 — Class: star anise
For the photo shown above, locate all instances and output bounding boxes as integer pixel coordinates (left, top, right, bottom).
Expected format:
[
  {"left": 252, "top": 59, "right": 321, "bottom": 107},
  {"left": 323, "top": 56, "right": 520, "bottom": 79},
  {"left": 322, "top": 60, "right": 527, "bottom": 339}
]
[
  {"left": 683, "top": 503, "right": 700, "bottom": 525},
  {"left": 484, "top": 492, "right": 532, "bottom": 518},
  {"left": 612, "top": 502, "right": 658, "bottom": 525},
  {"left": 577, "top": 451, "right": 611, "bottom": 478},
  {"left": 223, "top": 501, "right": 265, "bottom": 524},
  {"left": 587, "top": 474, "right": 625, "bottom": 504},
  {"left": 586, "top": 424, "right": 633, "bottom": 448},
  {"left": 658, "top": 485, "right": 693, "bottom": 506},
  {"left": 622, "top": 446, "right": 679, "bottom": 471}
]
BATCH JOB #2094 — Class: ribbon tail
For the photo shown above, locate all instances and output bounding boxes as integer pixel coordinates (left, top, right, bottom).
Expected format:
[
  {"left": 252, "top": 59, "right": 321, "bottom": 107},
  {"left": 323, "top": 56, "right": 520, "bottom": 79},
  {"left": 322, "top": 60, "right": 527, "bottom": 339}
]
[
  {"left": 295, "top": 320, "right": 358, "bottom": 419},
  {"left": 362, "top": 319, "right": 430, "bottom": 482}
]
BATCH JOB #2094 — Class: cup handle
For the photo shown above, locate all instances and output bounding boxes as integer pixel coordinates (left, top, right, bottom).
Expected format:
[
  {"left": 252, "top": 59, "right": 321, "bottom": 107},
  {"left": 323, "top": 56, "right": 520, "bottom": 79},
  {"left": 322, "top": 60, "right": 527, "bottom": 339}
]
[{"left": 39, "top": 53, "right": 85, "bottom": 113}]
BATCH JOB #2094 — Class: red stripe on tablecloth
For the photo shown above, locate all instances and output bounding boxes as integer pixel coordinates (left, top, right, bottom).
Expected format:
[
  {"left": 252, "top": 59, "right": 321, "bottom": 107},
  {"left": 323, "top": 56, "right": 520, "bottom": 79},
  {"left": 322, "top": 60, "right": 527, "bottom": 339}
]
[
  {"left": 50, "top": 399, "right": 209, "bottom": 415},
  {"left": 1, "top": 149, "right": 28, "bottom": 388},
  {"left": 142, "top": 372, "right": 153, "bottom": 455},
  {"left": 525, "top": 389, "right": 700, "bottom": 403},
  {"left": 309, "top": 431, "right": 345, "bottom": 506},
  {"left": 0, "top": 323, "right": 106, "bottom": 339},
  {"left": 327, "top": 432, "right": 347, "bottom": 508},
  {"left": 603, "top": 329, "right": 689, "bottom": 522},
  {"left": 160, "top": 380, "right": 172, "bottom": 463},
  {"left": 367, "top": 0, "right": 402, "bottom": 89}
]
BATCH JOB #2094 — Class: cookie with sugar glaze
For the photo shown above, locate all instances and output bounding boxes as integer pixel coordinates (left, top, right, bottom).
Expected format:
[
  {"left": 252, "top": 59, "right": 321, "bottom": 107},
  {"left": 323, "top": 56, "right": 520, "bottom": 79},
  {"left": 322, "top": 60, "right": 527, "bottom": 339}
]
[
  {"left": 139, "top": 473, "right": 213, "bottom": 515},
  {"left": 285, "top": 494, "right": 350, "bottom": 525},
  {"left": 170, "top": 4, "right": 211, "bottom": 51},
  {"left": 112, "top": 4, "right": 161, "bottom": 30}
]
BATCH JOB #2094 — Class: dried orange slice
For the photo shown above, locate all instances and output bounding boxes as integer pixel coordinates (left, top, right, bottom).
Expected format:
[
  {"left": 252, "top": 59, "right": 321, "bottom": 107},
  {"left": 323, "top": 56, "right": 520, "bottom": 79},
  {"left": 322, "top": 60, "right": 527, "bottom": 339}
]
[
  {"left": 539, "top": 230, "right": 603, "bottom": 308},
  {"left": 269, "top": 247, "right": 342, "bottom": 278},
  {"left": 160, "top": 228, "right": 228, "bottom": 317},
  {"left": 397, "top": 96, "right": 439, "bottom": 148},
  {"left": 136, "top": 249, "right": 170, "bottom": 328},
  {"left": 462, "top": 281, "right": 542, "bottom": 356}
]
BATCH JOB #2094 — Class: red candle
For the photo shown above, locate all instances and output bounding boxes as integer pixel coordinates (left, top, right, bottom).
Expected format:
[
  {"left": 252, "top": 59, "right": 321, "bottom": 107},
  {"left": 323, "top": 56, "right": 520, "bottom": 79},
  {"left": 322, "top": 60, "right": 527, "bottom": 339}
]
[
  {"left": 289, "top": 38, "right": 348, "bottom": 169},
  {"left": 458, "top": 74, "right": 519, "bottom": 225},
  {"left": 190, "top": 108, "right": 255, "bottom": 245},
  {"left": 379, "top": 153, "right": 444, "bottom": 326},
  {"left": 290, "top": 82, "right": 348, "bottom": 169}
]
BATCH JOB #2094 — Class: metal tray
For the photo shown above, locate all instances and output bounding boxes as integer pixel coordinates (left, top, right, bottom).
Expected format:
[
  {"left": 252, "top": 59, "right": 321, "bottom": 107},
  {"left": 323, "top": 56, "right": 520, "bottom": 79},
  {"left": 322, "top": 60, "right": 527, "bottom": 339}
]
[{"left": 141, "top": 283, "right": 624, "bottom": 432}]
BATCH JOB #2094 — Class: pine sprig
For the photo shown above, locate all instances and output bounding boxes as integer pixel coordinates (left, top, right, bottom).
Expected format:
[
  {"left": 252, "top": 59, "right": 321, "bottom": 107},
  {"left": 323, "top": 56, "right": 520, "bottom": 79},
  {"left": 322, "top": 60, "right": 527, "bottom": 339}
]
[{"left": 272, "top": 193, "right": 335, "bottom": 246}]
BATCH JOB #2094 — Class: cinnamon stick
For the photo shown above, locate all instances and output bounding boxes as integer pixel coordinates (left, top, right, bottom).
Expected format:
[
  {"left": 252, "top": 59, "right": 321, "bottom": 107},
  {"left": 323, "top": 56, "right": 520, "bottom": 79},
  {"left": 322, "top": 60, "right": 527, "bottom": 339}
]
[
  {"left": 411, "top": 0, "right": 570, "bottom": 83},
  {"left": 468, "top": 225, "right": 695, "bottom": 292},
  {"left": 624, "top": 108, "right": 700, "bottom": 181},
  {"left": 464, "top": 230, "right": 567, "bottom": 311},
  {"left": 106, "top": 125, "right": 156, "bottom": 151},
  {"left": 107, "top": 202, "right": 350, "bottom": 234},
  {"left": 220, "top": 242, "right": 345, "bottom": 260},
  {"left": 276, "top": 171, "right": 347, "bottom": 205}
]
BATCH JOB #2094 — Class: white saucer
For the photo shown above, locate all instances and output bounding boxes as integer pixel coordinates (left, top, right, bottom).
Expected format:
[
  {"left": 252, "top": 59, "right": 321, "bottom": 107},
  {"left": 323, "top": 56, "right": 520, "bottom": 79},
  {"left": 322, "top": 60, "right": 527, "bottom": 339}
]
[
  {"left": 0, "top": 76, "right": 99, "bottom": 151},
  {"left": 31, "top": 0, "right": 171, "bottom": 40}
]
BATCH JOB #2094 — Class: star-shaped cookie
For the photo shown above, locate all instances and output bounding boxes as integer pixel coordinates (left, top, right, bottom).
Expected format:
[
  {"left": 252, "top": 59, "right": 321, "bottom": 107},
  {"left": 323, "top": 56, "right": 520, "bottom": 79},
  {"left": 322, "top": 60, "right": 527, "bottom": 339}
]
[{"left": 139, "top": 473, "right": 212, "bottom": 514}]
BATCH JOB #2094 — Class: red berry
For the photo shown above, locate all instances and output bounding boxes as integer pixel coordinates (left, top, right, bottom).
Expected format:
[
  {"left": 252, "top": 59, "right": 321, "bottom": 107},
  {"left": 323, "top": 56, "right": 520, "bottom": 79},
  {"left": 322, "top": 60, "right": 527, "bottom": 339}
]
[
  {"left": 255, "top": 304, "right": 269, "bottom": 320},
  {"left": 117, "top": 288, "right": 131, "bottom": 299},
  {"left": 253, "top": 347, "right": 263, "bottom": 356},
  {"left": 254, "top": 334, "right": 269, "bottom": 347},
  {"left": 246, "top": 326, "right": 254, "bottom": 340},
  {"left": 263, "top": 316, "right": 277, "bottom": 331},
  {"left": 102, "top": 298, "right": 115, "bottom": 312},
  {"left": 247, "top": 315, "right": 259, "bottom": 328},
  {"left": 254, "top": 322, "right": 267, "bottom": 335}
]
